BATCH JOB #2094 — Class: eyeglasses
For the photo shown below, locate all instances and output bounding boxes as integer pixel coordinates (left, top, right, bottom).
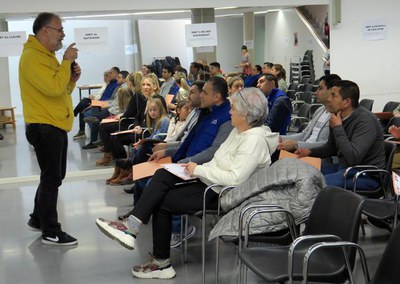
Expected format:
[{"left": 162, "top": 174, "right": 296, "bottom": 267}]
[
  {"left": 237, "top": 90, "right": 248, "bottom": 105},
  {"left": 46, "top": 26, "right": 64, "bottom": 33}
]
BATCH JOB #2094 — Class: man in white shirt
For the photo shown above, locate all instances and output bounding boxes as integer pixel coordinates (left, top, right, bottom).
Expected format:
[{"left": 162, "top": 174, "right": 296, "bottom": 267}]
[
  {"left": 278, "top": 74, "right": 341, "bottom": 151},
  {"left": 159, "top": 65, "right": 175, "bottom": 98}
]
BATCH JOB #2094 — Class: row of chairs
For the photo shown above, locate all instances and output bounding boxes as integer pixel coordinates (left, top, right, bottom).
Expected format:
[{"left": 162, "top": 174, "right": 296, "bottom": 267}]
[{"left": 178, "top": 136, "right": 399, "bottom": 283}]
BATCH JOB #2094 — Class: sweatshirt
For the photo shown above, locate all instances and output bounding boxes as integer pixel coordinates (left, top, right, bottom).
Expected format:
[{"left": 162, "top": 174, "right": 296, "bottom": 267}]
[{"left": 19, "top": 35, "right": 75, "bottom": 131}]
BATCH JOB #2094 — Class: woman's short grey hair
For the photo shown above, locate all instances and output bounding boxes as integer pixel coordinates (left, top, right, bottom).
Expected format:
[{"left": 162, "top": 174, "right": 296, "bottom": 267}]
[{"left": 230, "top": 87, "right": 268, "bottom": 127}]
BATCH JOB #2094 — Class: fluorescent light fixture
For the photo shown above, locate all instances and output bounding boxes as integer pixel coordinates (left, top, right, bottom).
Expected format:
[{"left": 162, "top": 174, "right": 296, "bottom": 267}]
[
  {"left": 254, "top": 9, "right": 281, "bottom": 15},
  {"left": 215, "top": 6, "right": 238, "bottom": 10},
  {"left": 61, "top": 10, "right": 189, "bottom": 19},
  {"left": 215, "top": 13, "right": 243, "bottom": 18}
]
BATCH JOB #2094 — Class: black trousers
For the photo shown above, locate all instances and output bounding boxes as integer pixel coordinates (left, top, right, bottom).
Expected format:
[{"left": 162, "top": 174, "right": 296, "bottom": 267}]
[
  {"left": 99, "top": 122, "right": 119, "bottom": 152},
  {"left": 132, "top": 169, "right": 219, "bottom": 259},
  {"left": 25, "top": 124, "right": 68, "bottom": 233}
]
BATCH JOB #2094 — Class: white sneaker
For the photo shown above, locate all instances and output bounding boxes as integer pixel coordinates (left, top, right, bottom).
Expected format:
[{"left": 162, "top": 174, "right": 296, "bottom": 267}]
[
  {"left": 132, "top": 254, "right": 176, "bottom": 279},
  {"left": 170, "top": 224, "right": 196, "bottom": 248},
  {"left": 95, "top": 217, "right": 136, "bottom": 250}
]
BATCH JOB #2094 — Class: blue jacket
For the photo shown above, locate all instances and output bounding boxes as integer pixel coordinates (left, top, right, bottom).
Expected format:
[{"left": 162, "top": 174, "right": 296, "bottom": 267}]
[
  {"left": 173, "top": 99, "right": 231, "bottom": 162},
  {"left": 266, "top": 88, "right": 292, "bottom": 135},
  {"left": 100, "top": 79, "right": 119, "bottom": 101},
  {"left": 244, "top": 74, "right": 261, "bottom": 88}
]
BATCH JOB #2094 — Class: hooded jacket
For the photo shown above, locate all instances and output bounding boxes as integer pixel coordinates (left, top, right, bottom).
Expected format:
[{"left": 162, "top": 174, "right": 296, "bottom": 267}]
[
  {"left": 19, "top": 35, "right": 75, "bottom": 131},
  {"left": 194, "top": 125, "right": 279, "bottom": 192}
]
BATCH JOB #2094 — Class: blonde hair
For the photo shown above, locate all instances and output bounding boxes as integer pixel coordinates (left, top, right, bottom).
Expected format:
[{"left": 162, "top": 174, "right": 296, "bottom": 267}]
[
  {"left": 145, "top": 98, "right": 168, "bottom": 133},
  {"left": 144, "top": 73, "right": 160, "bottom": 94},
  {"left": 127, "top": 72, "right": 143, "bottom": 94},
  {"left": 117, "top": 88, "right": 132, "bottom": 112},
  {"left": 175, "top": 73, "right": 190, "bottom": 92}
]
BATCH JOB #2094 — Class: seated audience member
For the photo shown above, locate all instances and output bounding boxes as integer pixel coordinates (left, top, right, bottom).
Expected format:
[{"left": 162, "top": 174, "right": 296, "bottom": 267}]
[
  {"left": 73, "top": 67, "right": 119, "bottom": 140},
  {"left": 209, "top": 62, "right": 223, "bottom": 78},
  {"left": 173, "top": 72, "right": 190, "bottom": 103},
  {"left": 96, "top": 72, "right": 146, "bottom": 166},
  {"left": 227, "top": 76, "right": 244, "bottom": 97},
  {"left": 107, "top": 76, "right": 167, "bottom": 165},
  {"left": 164, "top": 99, "right": 192, "bottom": 142},
  {"left": 159, "top": 65, "right": 176, "bottom": 98},
  {"left": 107, "top": 98, "right": 170, "bottom": 185},
  {"left": 271, "top": 63, "right": 288, "bottom": 92},
  {"left": 95, "top": 86, "right": 279, "bottom": 279},
  {"left": 244, "top": 64, "right": 262, "bottom": 88},
  {"left": 140, "top": 65, "right": 151, "bottom": 76},
  {"left": 197, "top": 71, "right": 211, "bottom": 82},
  {"left": 188, "top": 62, "right": 202, "bottom": 83},
  {"left": 82, "top": 70, "right": 128, "bottom": 149},
  {"left": 279, "top": 74, "right": 341, "bottom": 151},
  {"left": 296, "top": 80, "right": 386, "bottom": 190},
  {"left": 257, "top": 74, "right": 292, "bottom": 135},
  {"left": 262, "top": 62, "right": 274, "bottom": 74}
]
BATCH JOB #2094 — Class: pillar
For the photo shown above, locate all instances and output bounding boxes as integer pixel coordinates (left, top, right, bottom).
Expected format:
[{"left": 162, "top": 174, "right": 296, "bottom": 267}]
[
  {"left": 243, "top": 12, "right": 255, "bottom": 65},
  {"left": 191, "top": 8, "right": 216, "bottom": 65}
]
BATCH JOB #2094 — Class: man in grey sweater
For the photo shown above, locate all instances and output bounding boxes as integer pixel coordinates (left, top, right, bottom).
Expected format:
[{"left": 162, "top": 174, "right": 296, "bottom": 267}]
[
  {"left": 278, "top": 74, "right": 341, "bottom": 151},
  {"left": 296, "top": 80, "right": 385, "bottom": 190}
]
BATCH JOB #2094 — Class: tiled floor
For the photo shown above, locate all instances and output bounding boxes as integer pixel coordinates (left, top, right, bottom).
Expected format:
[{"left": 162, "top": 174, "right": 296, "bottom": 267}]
[{"left": 0, "top": 116, "right": 391, "bottom": 283}]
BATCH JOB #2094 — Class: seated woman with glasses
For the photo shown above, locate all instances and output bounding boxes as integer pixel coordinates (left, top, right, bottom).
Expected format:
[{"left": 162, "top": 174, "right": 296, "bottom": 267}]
[{"left": 95, "top": 87, "right": 279, "bottom": 279}]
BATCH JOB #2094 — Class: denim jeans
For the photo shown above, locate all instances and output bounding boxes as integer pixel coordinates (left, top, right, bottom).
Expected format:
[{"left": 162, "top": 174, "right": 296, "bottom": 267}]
[
  {"left": 322, "top": 159, "right": 380, "bottom": 191},
  {"left": 25, "top": 124, "right": 68, "bottom": 233}
]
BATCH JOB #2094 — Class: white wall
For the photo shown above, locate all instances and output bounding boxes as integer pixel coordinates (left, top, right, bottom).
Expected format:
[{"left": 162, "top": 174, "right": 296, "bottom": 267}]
[
  {"left": 331, "top": 0, "right": 400, "bottom": 111},
  {"left": 7, "top": 19, "right": 135, "bottom": 114},
  {"left": 138, "top": 19, "right": 193, "bottom": 70},
  {"left": 254, "top": 16, "right": 266, "bottom": 66},
  {"left": 265, "top": 9, "right": 325, "bottom": 81}
]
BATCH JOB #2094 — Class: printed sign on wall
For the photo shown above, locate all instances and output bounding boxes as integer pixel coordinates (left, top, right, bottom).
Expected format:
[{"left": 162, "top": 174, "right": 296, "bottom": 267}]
[
  {"left": 185, "top": 23, "right": 217, "bottom": 47},
  {"left": 0, "top": 31, "right": 27, "bottom": 57},
  {"left": 363, "top": 19, "right": 388, "bottom": 41}
]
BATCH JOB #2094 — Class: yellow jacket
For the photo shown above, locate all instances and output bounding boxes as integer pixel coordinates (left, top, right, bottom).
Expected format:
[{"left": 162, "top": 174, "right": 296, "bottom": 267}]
[{"left": 19, "top": 35, "right": 75, "bottom": 132}]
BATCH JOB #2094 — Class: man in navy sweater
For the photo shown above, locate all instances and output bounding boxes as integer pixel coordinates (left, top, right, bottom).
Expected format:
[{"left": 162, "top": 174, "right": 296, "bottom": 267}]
[{"left": 257, "top": 74, "right": 292, "bottom": 135}]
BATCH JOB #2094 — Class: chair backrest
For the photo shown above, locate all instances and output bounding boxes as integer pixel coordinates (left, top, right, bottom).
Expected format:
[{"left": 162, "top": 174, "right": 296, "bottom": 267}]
[
  {"left": 298, "top": 91, "right": 313, "bottom": 103},
  {"left": 288, "top": 83, "right": 299, "bottom": 92},
  {"left": 309, "top": 104, "right": 323, "bottom": 119},
  {"left": 369, "top": 223, "right": 400, "bottom": 284},
  {"left": 382, "top": 101, "right": 400, "bottom": 113},
  {"left": 384, "top": 117, "right": 400, "bottom": 134},
  {"left": 303, "top": 83, "right": 314, "bottom": 93},
  {"left": 359, "top": 99, "right": 374, "bottom": 111},
  {"left": 297, "top": 103, "right": 311, "bottom": 118},
  {"left": 304, "top": 187, "right": 364, "bottom": 243}
]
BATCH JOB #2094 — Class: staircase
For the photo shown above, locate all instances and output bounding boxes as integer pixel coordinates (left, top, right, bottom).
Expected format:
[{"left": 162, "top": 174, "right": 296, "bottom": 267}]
[{"left": 297, "top": 6, "right": 329, "bottom": 48}]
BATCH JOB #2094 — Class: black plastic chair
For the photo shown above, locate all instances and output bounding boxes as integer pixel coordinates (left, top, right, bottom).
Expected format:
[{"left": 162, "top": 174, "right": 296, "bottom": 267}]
[
  {"left": 359, "top": 99, "right": 374, "bottom": 111},
  {"left": 238, "top": 187, "right": 365, "bottom": 284},
  {"left": 382, "top": 101, "right": 400, "bottom": 113},
  {"left": 288, "top": 103, "right": 311, "bottom": 133},
  {"left": 367, "top": 222, "right": 400, "bottom": 283}
]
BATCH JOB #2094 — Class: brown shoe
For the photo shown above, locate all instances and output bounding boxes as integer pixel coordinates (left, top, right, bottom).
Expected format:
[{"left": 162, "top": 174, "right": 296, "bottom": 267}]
[
  {"left": 120, "top": 172, "right": 134, "bottom": 185},
  {"left": 96, "top": 152, "right": 113, "bottom": 166},
  {"left": 106, "top": 167, "right": 121, "bottom": 184},
  {"left": 110, "top": 169, "right": 130, "bottom": 185}
]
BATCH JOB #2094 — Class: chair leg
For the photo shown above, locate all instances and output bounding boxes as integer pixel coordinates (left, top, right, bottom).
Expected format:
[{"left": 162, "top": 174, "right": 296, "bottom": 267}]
[
  {"left": 215, "top": 236, "right": 220, "bottom": 284},
  {"left": 202, "top": 213, "right": 207, "bottom": 284},
  {"left": 184, "top": 214, "right": 189, "bottom": 263},
  {"left": 361, "top": 221, "right": 366, "bottom": 236}
]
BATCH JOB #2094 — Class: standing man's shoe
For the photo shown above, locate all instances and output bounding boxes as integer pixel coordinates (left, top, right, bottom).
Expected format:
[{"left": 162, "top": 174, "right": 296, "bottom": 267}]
[
  {"left": 42, "top": 231, "right": 78, "bottom": 246},
  {"left": 82, "top": 142, "right": 97, "bottom": 149}
]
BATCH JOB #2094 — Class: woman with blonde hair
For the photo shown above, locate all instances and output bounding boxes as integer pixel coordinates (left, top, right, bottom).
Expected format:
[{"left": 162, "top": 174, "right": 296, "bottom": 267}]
[
  {"left": 174, "top": 73, "right": 190, "bottom": 102},
  {"left": 227, "top": 76, "right": 244, "bottom": 97}
]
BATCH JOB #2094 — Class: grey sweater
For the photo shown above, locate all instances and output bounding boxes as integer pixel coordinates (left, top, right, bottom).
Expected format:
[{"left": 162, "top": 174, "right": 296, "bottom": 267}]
[{"left": 310, "top": 106, "right": 385, "bottom": 168}]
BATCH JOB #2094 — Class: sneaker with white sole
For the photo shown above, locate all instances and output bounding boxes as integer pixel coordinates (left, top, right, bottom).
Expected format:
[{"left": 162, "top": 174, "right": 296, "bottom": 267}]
[
  {"left": 72, "top": 131, "right": 86, "bottom": 140},
  {"left": 132, "top": 254, "right": 176, "bottom": 279},
  {"left": 42, "top": 231, "right": 78, "bottom": 246},
  {"left": 95, "top": 217, "right": 136, "bottom": 250},
  {"left": 170, "top": 224, "right": 196, "bottom": 248}
]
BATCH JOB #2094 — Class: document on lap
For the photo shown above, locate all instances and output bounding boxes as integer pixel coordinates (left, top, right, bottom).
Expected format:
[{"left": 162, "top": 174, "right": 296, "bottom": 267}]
[
  {"left": 279, "top": 150, "right": 321, "bottom": 170},
  {"left": 132, "top": 157, "right": 172, "bottom": 180},
  {"left": 393, "top": 170, "right": 400, "bottom": 196},
  {"left": 162, "top": 163, "right": 197, "bottom": 181},
  {"left": 91, "top": 100, "right": 109, "bottom": 108}
]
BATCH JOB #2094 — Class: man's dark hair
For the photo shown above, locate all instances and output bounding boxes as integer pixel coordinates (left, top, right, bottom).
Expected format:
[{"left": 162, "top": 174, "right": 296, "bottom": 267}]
[
  {"left": 254, "top": 65, "right": 262, "bottom": 73},
  {"left": 208, "top": 76, "right": 228, "bottom": 100},
  {"left": 119, "top": 70, "right": 129, "bottom": 79},
  {"left": 320, "top": 74, "right": 342, "bottom": 89},
  {"left": 210, "top": 62, "right": 221, "bottom": 69},
  {"left": 192, "top": 81, "right": 205, "bottom": 92},
  {"left": 333, "top": 80, "right": 360, "bottom": 108},
  {"left": 111, "top": 66, "right": 120, "bottom": 73},
  {"left": 163, "top": 65, "right": 174, "bottom": 75},
  {"left": 241, "top": 45, "right": 248, "bottom": 51},
  {"left": 145, "top": 65, "right": 154, "bottom": 73},
  {"left": 33, "top": 12, "right": 59, "bottom": 35},
  {"left": 263, "top": 62, "right": 274, "bottom": 69},
  {"left": 260, "top": 73, "right": 278, "bottom": 88}
]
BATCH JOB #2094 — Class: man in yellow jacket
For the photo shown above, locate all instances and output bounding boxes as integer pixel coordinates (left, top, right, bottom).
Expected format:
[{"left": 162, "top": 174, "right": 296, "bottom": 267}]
[{"left": 19, "top": 12, "right": 81, "bottom": 246}]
